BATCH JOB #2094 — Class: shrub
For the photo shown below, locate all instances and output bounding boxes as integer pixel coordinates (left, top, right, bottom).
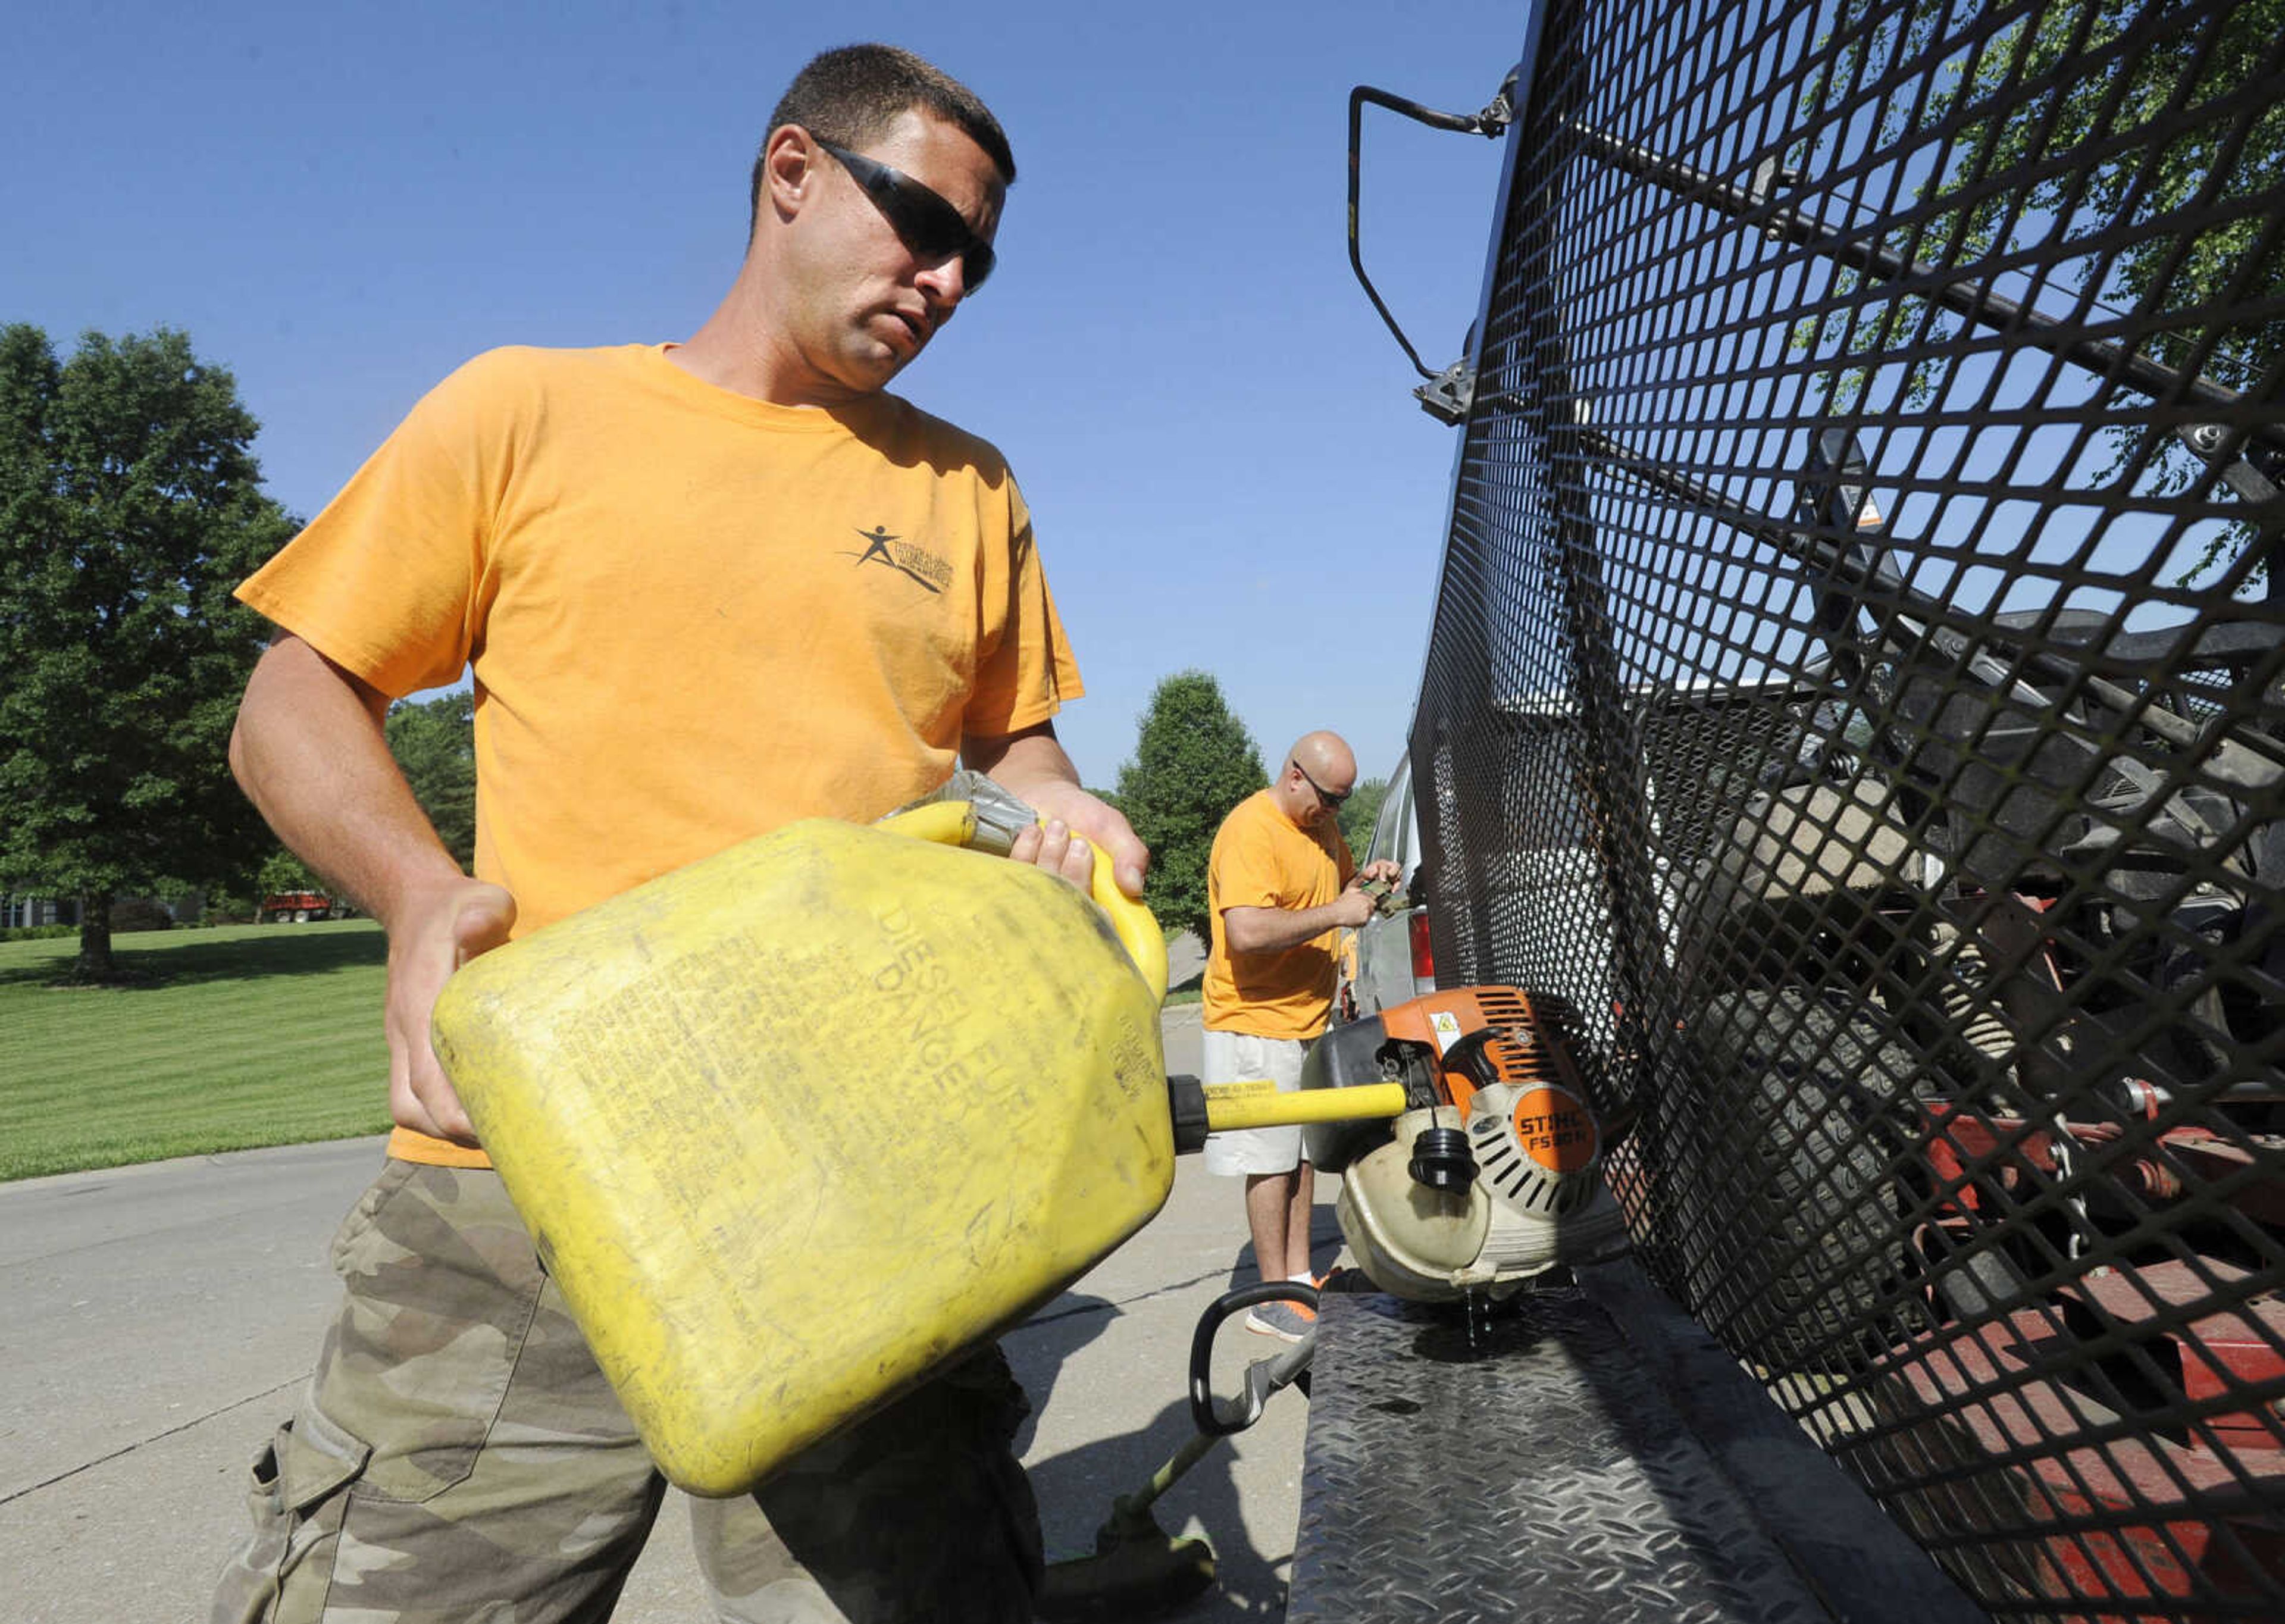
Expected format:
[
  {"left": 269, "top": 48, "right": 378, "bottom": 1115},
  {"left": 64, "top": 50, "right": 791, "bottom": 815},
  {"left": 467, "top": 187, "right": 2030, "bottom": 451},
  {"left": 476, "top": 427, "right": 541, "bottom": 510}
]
[{"left": 109, "top": 897, "right": 177, "bottom": 934}]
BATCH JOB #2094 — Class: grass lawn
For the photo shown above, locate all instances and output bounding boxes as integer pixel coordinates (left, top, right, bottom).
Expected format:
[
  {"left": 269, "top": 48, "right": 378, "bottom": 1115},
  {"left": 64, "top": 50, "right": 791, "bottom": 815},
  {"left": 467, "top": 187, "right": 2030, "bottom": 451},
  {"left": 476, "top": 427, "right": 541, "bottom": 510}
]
[{"left": 0, "top": 920, "right": 392, "bottom": 1182}]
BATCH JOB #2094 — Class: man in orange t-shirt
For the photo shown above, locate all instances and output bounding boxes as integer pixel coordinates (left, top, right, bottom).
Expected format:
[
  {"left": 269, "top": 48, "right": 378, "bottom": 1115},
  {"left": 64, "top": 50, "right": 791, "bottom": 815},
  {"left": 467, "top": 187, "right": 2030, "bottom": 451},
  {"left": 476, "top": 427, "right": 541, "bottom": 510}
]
[
  {"left": 211, "top": 43, "right": 1144, "bottom": 1624},
  {"left": 1201, "top": 730, "right": 1401, "bottom": 1341}
]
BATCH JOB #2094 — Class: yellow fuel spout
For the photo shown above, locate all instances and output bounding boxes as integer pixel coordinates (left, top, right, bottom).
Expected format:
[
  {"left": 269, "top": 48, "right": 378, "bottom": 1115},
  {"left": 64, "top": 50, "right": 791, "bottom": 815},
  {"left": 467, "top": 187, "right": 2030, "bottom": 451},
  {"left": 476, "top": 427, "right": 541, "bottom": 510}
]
[
  {"left": 1205, "top": 1079, "right": 1410, "bottom": 1130},
  {"left": 1163, "top": 1078, "right": 1411, "bottom": 1150}
]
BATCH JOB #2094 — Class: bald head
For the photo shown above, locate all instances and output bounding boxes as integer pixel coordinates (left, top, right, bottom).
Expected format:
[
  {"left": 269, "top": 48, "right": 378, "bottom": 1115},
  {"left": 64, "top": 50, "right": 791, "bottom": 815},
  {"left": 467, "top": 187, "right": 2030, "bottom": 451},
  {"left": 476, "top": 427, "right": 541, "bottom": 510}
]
[{"left": 1275, "top": 730, "right": 1358, "bottom": 827}]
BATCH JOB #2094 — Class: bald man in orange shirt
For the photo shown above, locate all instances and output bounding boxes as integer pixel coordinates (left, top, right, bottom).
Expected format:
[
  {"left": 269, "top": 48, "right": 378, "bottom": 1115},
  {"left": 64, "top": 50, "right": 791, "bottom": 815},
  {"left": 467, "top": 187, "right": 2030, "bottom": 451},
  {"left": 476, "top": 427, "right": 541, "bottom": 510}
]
[{"left": 1200, "top": 731, "right": 1402, "bottom": 1340}]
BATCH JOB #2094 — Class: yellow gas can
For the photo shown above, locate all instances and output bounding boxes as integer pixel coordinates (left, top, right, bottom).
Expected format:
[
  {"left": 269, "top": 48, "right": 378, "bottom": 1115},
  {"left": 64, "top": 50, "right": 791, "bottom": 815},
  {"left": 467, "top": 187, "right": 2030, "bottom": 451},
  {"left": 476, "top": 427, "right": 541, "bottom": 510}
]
[{"left": 429, "top": 816, "right": 1170, "bottom": 1497}]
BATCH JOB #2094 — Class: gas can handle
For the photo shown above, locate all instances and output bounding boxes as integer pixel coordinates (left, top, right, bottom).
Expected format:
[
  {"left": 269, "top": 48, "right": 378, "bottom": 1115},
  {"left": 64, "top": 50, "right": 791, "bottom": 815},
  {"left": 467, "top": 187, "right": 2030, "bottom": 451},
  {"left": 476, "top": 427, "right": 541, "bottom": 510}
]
[
  {"left": 876, "top": 797, "right": 1168, "bottom": 1003},
  {"left": 1076, "top": 840, "right": 1169, "bottom": 1003}
]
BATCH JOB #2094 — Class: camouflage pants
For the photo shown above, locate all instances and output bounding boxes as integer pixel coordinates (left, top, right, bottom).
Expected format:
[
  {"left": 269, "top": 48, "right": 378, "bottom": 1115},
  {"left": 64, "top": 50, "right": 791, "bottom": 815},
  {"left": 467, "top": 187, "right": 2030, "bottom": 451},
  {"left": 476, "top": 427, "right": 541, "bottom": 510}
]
[{"left": 211, "top": 1160, "right": 1043, "bottom": 1623}]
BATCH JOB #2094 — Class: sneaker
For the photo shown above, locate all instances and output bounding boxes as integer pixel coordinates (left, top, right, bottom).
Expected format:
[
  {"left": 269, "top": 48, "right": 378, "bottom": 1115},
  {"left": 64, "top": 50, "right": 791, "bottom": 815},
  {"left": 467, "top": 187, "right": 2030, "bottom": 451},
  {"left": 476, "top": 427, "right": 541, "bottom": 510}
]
[{"left": 1244, "top": 1300, "right": 1317, "bottom": 1343}]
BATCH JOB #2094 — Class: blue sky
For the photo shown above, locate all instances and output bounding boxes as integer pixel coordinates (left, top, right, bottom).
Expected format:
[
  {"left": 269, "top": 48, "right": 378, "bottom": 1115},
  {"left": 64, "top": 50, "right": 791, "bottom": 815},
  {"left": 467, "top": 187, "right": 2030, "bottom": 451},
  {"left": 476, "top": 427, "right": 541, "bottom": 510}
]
[{"left": 3, "top": 0, "right": 1531, "bottom": 791}]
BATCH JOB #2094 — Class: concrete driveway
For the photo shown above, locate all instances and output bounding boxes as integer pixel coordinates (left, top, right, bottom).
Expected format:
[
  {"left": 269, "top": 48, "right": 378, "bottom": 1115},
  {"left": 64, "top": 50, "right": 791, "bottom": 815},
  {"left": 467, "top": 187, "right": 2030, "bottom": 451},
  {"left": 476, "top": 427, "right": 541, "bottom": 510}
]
[{"left": 1, "top": 994, "right": 1338, "bottom": 1623}]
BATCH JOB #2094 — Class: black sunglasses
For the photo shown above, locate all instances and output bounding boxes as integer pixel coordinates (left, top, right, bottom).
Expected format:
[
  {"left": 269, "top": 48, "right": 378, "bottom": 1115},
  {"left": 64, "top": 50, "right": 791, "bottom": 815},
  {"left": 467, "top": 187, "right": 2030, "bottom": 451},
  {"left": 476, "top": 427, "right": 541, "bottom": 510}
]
[
  {"left": 813, "top": 137, "right": 997, "bottom": 293},
  {"left": 1294, "top": 762, "right": 1351, "bottom": 809}
]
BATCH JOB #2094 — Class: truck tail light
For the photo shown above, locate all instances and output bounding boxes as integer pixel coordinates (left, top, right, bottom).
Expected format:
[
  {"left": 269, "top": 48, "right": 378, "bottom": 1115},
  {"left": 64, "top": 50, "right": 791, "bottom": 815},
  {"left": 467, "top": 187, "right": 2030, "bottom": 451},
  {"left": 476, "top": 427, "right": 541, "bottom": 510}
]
[{"left": 1410, "top": 910, "right": 1435, "bottom": 982}]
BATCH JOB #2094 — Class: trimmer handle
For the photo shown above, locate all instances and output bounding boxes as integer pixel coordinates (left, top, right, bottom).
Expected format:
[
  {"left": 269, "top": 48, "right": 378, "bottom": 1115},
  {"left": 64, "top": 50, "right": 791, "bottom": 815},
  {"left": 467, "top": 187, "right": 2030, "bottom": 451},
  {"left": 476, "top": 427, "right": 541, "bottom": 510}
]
[{"left": 1189, "top": 1281, "right": 1317, "bottom": 1437}]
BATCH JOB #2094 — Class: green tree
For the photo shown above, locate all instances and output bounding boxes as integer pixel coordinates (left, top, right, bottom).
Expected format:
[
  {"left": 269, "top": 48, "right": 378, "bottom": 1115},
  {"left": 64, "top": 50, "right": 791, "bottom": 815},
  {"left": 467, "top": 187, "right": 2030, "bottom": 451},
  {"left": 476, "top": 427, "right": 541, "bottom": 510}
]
[
  {"left": 1113, "top": 672, "right": 1266, "bottom": 945},
  {"left": 0, "top": 326, "right": 296, "bottom": 980},
  {"left": 1338, "top": 775, "right": 1390, "bottom": 855},
  {"left": 257, "top": 847, "right": 319, "bottom": 896},
  {"left": 386, "top": 690, "right": 477, "bottom": 868}
]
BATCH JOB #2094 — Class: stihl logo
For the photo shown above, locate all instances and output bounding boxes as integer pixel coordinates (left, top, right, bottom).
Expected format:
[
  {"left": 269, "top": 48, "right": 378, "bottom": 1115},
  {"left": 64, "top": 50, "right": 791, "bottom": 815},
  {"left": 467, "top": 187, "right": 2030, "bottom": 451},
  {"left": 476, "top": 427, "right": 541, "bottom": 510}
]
[{"left": 1511, "top": 1087, "right": 1595, "bottom": 1172}]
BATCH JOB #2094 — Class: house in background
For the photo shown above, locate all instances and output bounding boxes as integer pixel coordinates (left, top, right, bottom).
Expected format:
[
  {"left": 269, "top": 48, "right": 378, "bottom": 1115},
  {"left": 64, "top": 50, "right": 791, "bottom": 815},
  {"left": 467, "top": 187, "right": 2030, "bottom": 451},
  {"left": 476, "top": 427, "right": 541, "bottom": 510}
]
[
  {"left": 1, "top": 896, "right": 82, "bottom": 930},
  {"left": 1, "top": 894, "right": 208, "bottom": 930}
]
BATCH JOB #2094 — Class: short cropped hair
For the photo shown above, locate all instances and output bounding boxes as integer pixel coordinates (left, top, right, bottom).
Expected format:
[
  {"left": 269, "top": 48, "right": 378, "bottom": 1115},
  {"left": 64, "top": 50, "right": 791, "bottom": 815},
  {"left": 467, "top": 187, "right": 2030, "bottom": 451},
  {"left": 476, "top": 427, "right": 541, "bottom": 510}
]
[{"left": 749, "top": 43, "right": 1016, "bottom": 240}]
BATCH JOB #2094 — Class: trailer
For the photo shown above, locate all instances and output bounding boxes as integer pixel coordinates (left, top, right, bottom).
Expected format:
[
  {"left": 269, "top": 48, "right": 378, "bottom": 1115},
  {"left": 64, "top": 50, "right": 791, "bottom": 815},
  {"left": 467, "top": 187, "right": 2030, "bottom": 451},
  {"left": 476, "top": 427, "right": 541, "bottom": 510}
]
[{"left": 257, "top": 890, "right": 348, "bottom": 924}]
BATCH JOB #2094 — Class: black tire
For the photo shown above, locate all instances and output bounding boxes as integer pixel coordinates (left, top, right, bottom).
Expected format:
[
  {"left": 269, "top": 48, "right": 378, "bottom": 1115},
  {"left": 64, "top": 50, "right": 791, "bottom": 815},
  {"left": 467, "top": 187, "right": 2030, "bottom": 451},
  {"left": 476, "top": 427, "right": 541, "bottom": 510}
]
[{"left": 1673, "top": 986, "right": 1923, "bottom": 1366}]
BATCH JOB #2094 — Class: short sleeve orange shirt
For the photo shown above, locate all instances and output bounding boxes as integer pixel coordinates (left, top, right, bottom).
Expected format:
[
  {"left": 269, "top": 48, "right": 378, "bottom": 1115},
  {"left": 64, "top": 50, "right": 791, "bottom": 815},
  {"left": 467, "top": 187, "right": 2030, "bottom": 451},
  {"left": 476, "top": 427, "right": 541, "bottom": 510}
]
[
  {"left": 1201, "top": 789, "right": 1357, "bottom": 1040},
  {"left": 236, "top": 344, "right": 1084, "bottom": 1165},
  {"left": 238, "top": 343, "right": 1082, "bottom": 935}
]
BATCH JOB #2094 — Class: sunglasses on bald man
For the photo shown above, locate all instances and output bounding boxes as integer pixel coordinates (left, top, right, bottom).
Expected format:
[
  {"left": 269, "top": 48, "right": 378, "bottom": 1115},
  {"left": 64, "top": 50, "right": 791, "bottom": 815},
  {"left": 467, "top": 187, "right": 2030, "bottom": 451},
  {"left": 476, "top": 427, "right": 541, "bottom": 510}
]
[{"left": 1294, "top": 762, "right": 1351, "bottom": 809}]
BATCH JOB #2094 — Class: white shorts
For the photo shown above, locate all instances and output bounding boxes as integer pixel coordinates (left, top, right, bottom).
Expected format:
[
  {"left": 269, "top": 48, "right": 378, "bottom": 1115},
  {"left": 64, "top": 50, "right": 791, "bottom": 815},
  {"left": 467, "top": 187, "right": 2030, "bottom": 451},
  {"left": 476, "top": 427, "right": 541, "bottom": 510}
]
[{"left": 1200, "top": 1029, "right": 1310, "bottom": 1176}]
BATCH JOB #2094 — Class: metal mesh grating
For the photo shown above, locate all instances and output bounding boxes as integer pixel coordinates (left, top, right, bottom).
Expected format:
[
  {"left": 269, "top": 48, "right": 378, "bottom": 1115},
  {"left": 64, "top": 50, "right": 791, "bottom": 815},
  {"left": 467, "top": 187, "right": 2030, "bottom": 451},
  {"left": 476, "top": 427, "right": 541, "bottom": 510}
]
[{"left": 1398, "top": 0, "right": 2285, "bottom": 1616}]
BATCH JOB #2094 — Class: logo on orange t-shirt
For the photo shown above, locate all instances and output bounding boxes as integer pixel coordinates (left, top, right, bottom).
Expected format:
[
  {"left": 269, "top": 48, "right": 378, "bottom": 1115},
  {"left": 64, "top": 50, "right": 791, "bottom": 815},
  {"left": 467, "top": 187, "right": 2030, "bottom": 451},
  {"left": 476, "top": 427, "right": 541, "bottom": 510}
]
[{"left": 846, "top": 524, "right": 951, "bottom": 594}]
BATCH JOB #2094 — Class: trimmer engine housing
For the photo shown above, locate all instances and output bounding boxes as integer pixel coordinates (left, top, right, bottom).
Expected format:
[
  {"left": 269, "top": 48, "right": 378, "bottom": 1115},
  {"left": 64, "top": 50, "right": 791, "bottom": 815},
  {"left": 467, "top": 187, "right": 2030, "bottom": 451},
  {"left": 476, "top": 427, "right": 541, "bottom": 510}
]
[{"left": 1303, "top": 987, "right": 1629, "bottom": 1301}]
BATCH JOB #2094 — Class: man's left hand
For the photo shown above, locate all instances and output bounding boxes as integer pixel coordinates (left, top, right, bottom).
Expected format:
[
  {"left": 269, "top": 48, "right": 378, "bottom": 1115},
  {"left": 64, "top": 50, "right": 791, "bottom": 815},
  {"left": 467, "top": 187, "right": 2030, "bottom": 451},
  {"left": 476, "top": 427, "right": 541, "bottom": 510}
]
[
  {"left": 1016, "top": 781, "right": 1148, "bottom": 899},
  {"left": 963, "top": 724, "right": 1150, "bottom": 899}
]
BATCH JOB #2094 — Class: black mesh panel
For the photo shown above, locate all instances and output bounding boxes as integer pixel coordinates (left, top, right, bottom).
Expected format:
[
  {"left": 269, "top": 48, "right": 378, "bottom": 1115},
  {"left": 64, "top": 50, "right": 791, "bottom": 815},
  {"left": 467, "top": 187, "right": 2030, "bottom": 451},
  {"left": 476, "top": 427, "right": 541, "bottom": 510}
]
[{"left": 1406, "top": 0, "right": 2285, "bottom": 1615}]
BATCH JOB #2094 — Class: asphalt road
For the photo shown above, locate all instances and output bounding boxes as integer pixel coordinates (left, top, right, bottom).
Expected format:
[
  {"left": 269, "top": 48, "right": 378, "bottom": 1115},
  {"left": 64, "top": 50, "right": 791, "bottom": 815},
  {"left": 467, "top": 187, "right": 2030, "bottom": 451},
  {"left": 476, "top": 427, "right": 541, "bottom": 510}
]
[{"left": 1, "top": 994, "right": 1342, "bottom": 1624}]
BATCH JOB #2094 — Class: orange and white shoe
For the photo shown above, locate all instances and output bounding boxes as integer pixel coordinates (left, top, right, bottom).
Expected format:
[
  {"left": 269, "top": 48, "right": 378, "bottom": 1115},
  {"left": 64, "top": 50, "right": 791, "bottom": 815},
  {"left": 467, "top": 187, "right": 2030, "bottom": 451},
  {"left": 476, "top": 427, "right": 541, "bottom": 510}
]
[{"left": 1244, "top": 1299, "right": 1317, "bottom": 1343}]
